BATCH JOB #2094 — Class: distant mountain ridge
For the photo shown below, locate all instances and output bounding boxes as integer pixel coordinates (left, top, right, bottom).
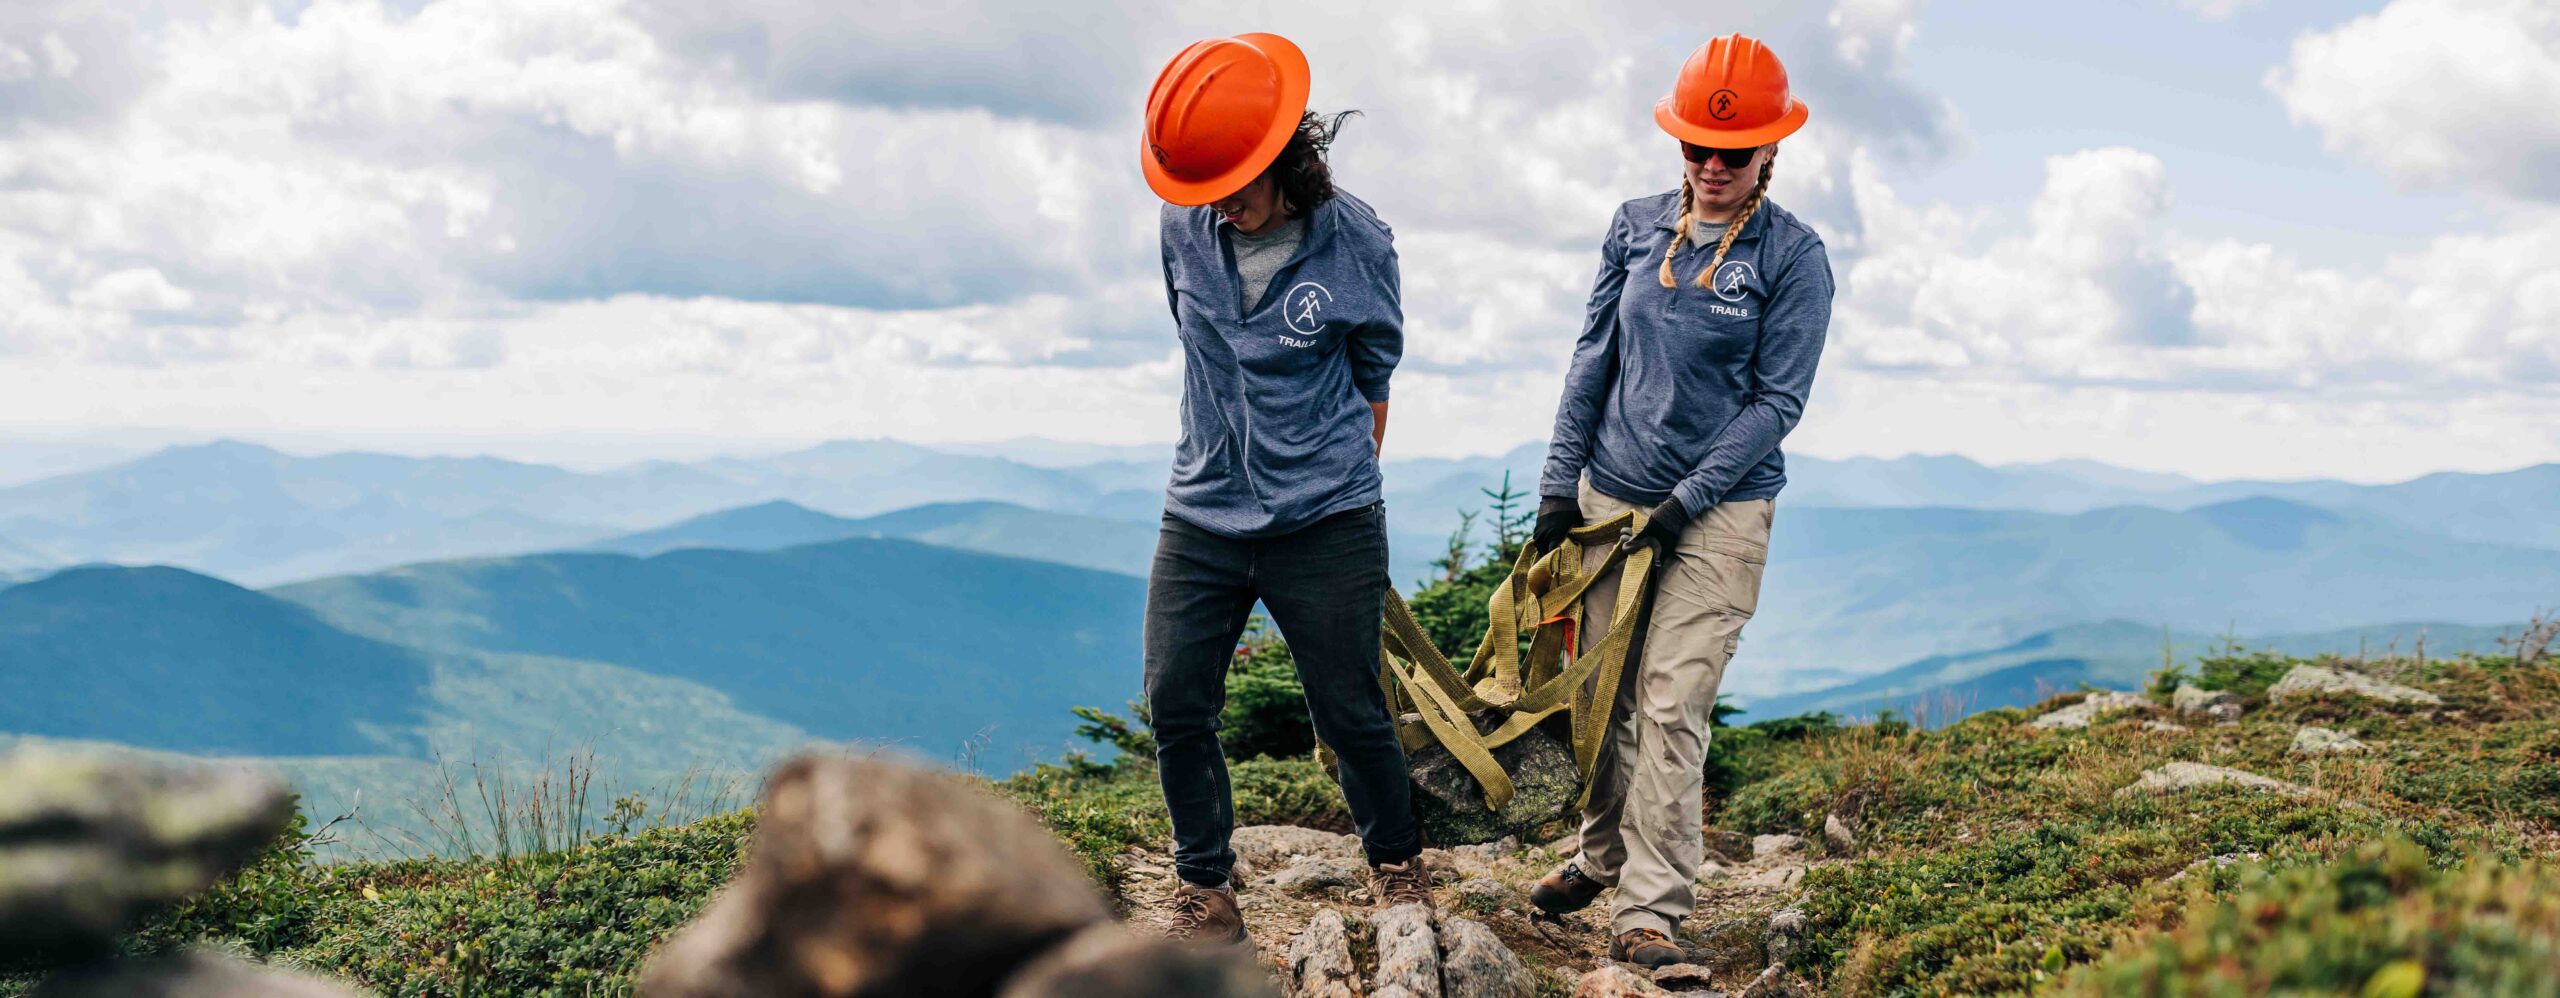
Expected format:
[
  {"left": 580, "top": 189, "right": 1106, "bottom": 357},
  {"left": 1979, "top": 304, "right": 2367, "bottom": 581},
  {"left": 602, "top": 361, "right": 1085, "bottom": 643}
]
[{"left": 1740, "top": 618, "right": 2519, "bottom": 722}]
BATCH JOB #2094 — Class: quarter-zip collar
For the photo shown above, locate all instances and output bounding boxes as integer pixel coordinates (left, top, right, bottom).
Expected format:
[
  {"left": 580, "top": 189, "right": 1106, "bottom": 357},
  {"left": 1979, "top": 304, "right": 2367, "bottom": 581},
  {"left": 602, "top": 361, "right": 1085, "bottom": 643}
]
[
  {"left": 1219, "top": 198, "right": 1340, "bottom": 313},
  {"left": 1650, "top": 192, "right": 1770, "bottom": 247}
]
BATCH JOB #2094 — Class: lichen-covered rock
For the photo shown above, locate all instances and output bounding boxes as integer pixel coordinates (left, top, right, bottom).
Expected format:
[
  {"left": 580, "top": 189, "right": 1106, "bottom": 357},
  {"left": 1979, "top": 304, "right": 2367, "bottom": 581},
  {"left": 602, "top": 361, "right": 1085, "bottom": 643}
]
[
  {"left": 1372, "top": 902, "right": 1442, "bottom": 998},
  {"left": 2114, "top": 762, "right": 2313, "bottom": 799},
  {"left": 2267, "top": 665, "right": 2442, "bottom": 706},
  {"left": 27, "top": 950, "right": 369, "bottom": 998},
  {"left": 0, "top": 749, "right": 295, "bottom": 965},
  {"left": 2028, "top": 691, "right": 2156, "bottom": 730},
  {"left": 2290, "top": 726, "right": 2370, "bottom": 755},
  {"left": 1409, "top": 728, "right": 1581, "bottom": 845},
  {"left": 636, "top": 754, "right": 1111, "bottom": 998},
  {"left": 1232, "top": 825, "right": 1362, "bottom": 880},
  {"left": 1440, "top": 916, "right": 1536, "bottom": 998},
  {"left": 1765, "top": 908, "right": 1809, "bottom": 965},
  {"left": 998, "top": 924, "right": 1274, "bottom": 998},
  {"left": 1648, "top": 963, "right": 1715, "bottom": 991},
  {"left": 2171, "top": 683, "right": 2244, "bottom": 723},
  {"left": 1286, "top": 908, "right": 1361, "bottom": 998}
]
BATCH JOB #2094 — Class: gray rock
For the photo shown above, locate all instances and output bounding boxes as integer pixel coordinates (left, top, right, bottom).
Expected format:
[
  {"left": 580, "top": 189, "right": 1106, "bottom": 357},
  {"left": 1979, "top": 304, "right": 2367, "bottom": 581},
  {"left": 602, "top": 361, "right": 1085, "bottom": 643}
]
[
  {"left": 998, "top": 923, "right": 1276, "bottom": 998},
  {"left": 1821, "top": 813, "right": 1856, "bottom": 855},
  {"left": 2165, "top": 851, "right": 2266, "bottom": 883},
  {"left": 1267, "top": 856, "right": 1368, "bottom": 896},
  {"left": 1750, "top": 834, "right": 1804, "bottom": 861},
  {"left": 28, "top": 950, "right": 368, "bottom": 998},
  {"left": 2290, "top": 726, "right": 2370, "bottom": 755},
  {"left": 1572, "top": 964, "right": 1666, "bottom": 996},
  {"left": 2268, "top": 665, "right": 2442, "bottom": 706},
  {"left": 2114, "top": 762, "right": 2314, "bottom": 799},
  {"left": 0, "top": 749, "right": 295, "bottom": 964},
  {"left": 2171, "top": 683, "right": 2244, "bottom": 723},
  {"left": 2027, "top": 691, "right": 2156, "bottom": 730},
  {"left": 1285, "top": 908, "right": 1361, "bottom": 998},
  {"left": 1372, "top": 902, "right": 1442, "bottom": 998},
  {"left": 1439, "top": 916, "right": 1537, "bottom": 998},
  {"left": 1735, "top": 964, "right": 1788, "bottom": 998},
  {"left": 1649, "top": 963, "right": 1716, "bottom": 990},
  {"left": 1410, "top": 728, "right": 1581, "bottom": 845},
  {"left": 636, "top": 754, "right": 1112, "bottom": 998},
  {"left": 1232, "top": 824, "right": 1362, "bottom": 879},
  {"left": 2142, "top": 720, "right": 2190, "bottom": 733},
  {"left": 1765, "top": 908, "right": 1808, "bottom": 965}
]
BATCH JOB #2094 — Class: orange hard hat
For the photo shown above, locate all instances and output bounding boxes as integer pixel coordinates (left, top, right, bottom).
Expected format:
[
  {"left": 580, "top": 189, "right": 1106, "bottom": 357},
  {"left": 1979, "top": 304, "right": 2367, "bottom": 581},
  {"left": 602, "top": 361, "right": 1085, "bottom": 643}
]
[
  {"left": 1655, "top": 34, "right": 1810, "bottom": 148},
  {"left": 1141, "top": 33, "right": 1311, "bottom": 206}
]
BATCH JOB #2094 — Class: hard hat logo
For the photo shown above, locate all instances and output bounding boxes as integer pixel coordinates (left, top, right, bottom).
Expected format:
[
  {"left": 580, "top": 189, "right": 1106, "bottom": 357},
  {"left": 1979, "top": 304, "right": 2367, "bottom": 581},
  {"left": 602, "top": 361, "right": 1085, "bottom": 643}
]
[
  {"left": 1283, "top": 281, "right": 1334, "bottom": 337},
  {"left": 1150, "top": 143, "right": 1170, "bottom": 168},
  {"left": 1655, "top": 35, "right": 1810, "bottom": 149}
]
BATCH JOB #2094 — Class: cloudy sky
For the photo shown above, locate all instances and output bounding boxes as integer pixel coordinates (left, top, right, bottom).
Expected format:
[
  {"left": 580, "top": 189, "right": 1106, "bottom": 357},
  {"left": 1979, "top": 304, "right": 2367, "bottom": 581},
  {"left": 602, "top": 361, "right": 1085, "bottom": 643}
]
[{"left": 1, "top": 0, "right": 2554, "bottom": 481}]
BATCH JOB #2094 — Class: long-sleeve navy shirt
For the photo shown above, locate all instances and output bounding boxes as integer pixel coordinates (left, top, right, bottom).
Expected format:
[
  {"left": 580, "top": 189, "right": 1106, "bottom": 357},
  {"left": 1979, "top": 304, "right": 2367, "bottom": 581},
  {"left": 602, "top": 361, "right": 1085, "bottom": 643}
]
[
  {"left": 1540, "top": 191, "right": 1833, "bottom": 517},
  {"left": 1159, "top": 191, "right": 1403, "bottom": 539}
]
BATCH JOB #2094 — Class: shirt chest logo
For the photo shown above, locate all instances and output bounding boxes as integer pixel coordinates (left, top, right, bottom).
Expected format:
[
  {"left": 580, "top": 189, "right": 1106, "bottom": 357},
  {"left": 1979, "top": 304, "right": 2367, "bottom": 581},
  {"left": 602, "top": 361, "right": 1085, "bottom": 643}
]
[
  {"left": 1279, "top": 280, "right": 1333, "bottom": 345},
  {"left": 1711, "top": 259, "right": 1758, "bottom": 303}
]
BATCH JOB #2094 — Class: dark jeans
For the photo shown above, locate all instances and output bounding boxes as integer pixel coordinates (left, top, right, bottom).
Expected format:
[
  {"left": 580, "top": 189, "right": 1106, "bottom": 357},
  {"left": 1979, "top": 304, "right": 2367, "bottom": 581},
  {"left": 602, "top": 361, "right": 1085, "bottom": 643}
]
[{"left": 1144, "top": 502, "right": 1421, "bottom": 887}]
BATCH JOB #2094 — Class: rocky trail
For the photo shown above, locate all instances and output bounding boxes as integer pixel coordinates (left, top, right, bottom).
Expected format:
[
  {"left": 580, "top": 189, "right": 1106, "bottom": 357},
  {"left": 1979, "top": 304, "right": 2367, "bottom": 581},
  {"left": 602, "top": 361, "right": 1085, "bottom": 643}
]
[{"left": 1115, "top": 823, "right": 1826, "bottom": 996}]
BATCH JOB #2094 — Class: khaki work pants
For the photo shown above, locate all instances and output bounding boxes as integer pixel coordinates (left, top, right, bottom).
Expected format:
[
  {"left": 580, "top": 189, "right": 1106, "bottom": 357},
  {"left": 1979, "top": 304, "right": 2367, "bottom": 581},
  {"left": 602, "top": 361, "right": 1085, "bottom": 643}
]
[{"left": 1568, "top": 478, "right": 1772, "bottom": 937}]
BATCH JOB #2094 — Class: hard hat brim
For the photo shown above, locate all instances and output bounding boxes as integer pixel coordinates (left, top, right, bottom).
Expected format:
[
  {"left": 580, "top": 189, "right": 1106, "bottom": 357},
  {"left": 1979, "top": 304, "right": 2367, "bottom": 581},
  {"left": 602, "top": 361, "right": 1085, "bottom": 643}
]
[
  {"left": 1653, "top": 97, "right": 1809, "bottom": 150},
  {"left": 1143, "top": 32, "right": 1312, "bottom": 207}
]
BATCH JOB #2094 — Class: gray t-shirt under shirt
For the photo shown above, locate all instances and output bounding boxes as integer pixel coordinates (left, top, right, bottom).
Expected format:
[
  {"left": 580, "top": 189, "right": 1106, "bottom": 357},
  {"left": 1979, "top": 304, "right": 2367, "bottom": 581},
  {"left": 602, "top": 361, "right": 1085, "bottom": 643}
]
[
  {"left": 1227, "top": 215, "right": 1306, "bottom": 312},
  {"left": 1690, "top": 219, "right": 1730, "bottom": 247}
]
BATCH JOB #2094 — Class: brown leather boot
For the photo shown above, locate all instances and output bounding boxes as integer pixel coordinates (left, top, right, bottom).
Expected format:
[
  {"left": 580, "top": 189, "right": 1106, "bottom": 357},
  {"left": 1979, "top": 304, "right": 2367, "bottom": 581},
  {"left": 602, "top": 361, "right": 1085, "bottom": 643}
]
[
  {"left": 1529, "top": 860, "right": 1607, "bottom": 915},
  {"left": 1371, "top": 856, "right": 1434, "bottom": 909},
  {"left": 1166, "top": 880, "right": 1246, "bottom": 944},
  {"left": 1611, "top": 927, "right": 1685, "bottom": 970}
]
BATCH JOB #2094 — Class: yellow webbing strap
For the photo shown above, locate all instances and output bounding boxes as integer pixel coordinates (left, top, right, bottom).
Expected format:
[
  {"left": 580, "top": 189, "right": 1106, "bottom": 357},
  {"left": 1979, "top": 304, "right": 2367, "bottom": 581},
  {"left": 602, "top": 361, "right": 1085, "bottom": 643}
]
[{"left": 1368, "top": 509, "right": 1655, "bottom": 814}]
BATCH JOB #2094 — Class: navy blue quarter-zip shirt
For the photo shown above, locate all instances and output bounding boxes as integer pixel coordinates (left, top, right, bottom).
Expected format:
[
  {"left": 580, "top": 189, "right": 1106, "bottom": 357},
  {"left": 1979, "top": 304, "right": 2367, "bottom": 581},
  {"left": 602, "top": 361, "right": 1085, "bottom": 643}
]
[
  {"left": 1541, "top": 191, "right": 1833, "bottom": 517},
  {"left": 1159, "top": 191, "right": 1403, "bottom": 539}
]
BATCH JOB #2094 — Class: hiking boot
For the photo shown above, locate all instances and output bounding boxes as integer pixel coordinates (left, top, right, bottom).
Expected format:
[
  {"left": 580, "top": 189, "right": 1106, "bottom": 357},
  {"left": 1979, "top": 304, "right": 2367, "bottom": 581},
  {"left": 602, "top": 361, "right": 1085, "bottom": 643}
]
[
  {"left": 1611, "top": 927, "right": 1686, "bottom": 970},
  {"left": 1166, "top": 880, "right": 1246, "bottom": 944},
  {"left": 1371, "top": 857, "right": 1434, "bottom": 909},
  {"left": 1529, "top": 860, "right": 1607, "bottom": 915}
]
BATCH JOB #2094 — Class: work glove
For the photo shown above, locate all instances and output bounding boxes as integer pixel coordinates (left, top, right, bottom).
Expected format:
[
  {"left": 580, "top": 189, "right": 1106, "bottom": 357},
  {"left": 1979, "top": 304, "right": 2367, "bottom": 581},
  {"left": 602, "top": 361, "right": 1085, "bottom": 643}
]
[
  {"left": 1634, "top": 499, "right": 1692, "bottom": 554},
  {"left": 1532, "top": 497, "right": 1582, "bottom": 555}
]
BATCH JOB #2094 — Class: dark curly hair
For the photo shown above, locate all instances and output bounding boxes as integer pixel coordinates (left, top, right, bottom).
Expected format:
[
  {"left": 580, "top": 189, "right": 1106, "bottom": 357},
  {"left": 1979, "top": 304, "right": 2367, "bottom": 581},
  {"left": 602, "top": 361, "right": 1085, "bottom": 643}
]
[{"left": 1265, "top": 110, "right": 1359, "bottom": 216}]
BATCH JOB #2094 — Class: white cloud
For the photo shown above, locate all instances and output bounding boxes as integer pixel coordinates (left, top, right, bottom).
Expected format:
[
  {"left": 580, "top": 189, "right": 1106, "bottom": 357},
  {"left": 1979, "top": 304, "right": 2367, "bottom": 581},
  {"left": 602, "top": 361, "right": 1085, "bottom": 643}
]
[
  {"left": 2269, "top": 0, "right": 2560, "bottom": 200},
  {"left": 69, "top": 267, "right": 193, "bottom": 312},
  {"left": 2171, "top": 0, "right": 2261, "bottom": 22},
  {"left": 1832, "top": 145, "right": 2560, "bottom": 393}
]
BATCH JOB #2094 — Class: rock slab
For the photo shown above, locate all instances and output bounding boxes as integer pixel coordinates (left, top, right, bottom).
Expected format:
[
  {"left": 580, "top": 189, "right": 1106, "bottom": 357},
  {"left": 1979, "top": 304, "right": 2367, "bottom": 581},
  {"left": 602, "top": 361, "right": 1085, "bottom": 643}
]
[
  {"left": 1410, "top": 727, "right": 1581, "bottom": 845},
  {"left": 2115, "top": 762, "right": 2313, "bottom": 799},
  {"left": 2028, "top": 691, "right": 2155, "bottom": 730},
  {"left": 28, "top": 951, "right": 368, "bottom": 998},
  {"left": 2268, "top": 665, "right": 2441, "bottom": 705},
  {"left": 1574, "top": 964, "right": 1666, "bottom": 996},
  {"left": 1285, "top": 908, "right": 1361, "bottom": 998},
  {"left": 1440, "top": 916, "right": 1537, "bottom": 998},
  {"left": 1268, "top": 856, "right": 1369, "bottom": 896},
  {"left": 1372, "top": 902, "right": 1442, "bottom": 998}
]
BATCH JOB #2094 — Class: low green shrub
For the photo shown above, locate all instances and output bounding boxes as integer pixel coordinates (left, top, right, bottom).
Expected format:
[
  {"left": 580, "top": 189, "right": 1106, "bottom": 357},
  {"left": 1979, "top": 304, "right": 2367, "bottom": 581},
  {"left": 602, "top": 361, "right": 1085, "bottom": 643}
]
[{"left": 2061, "top": 839, "right": 2560, "bottom": 996}]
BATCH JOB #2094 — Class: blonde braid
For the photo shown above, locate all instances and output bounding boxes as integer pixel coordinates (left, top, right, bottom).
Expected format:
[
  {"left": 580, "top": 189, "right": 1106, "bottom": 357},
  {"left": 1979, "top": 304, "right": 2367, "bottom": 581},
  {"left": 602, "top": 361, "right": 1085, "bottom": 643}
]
[
  {"left": 1656, "top": 179, "right": 1695, "bottom": 289},
  {"left": 1696, "top": 147, "right": 1776, "bottom": 289}
]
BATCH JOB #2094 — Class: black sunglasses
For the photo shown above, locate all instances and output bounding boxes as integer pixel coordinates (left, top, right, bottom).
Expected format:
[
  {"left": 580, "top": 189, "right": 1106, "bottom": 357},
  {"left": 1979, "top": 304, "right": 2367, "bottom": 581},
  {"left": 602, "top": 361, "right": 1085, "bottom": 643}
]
[{"left": 1681, "top": 143, "right": 1760, "bottom": 169}]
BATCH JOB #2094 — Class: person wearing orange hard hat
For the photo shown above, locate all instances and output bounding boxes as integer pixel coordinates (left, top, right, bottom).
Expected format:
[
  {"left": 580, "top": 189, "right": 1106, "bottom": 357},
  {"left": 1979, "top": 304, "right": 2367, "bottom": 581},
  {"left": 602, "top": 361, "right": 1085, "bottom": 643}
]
[
  {"left": 1523, "top": 34, "right": 1835, "bottom": 968},
  {"left": 1136, "top": 32, "right": 1428, "bottom": 944}
]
